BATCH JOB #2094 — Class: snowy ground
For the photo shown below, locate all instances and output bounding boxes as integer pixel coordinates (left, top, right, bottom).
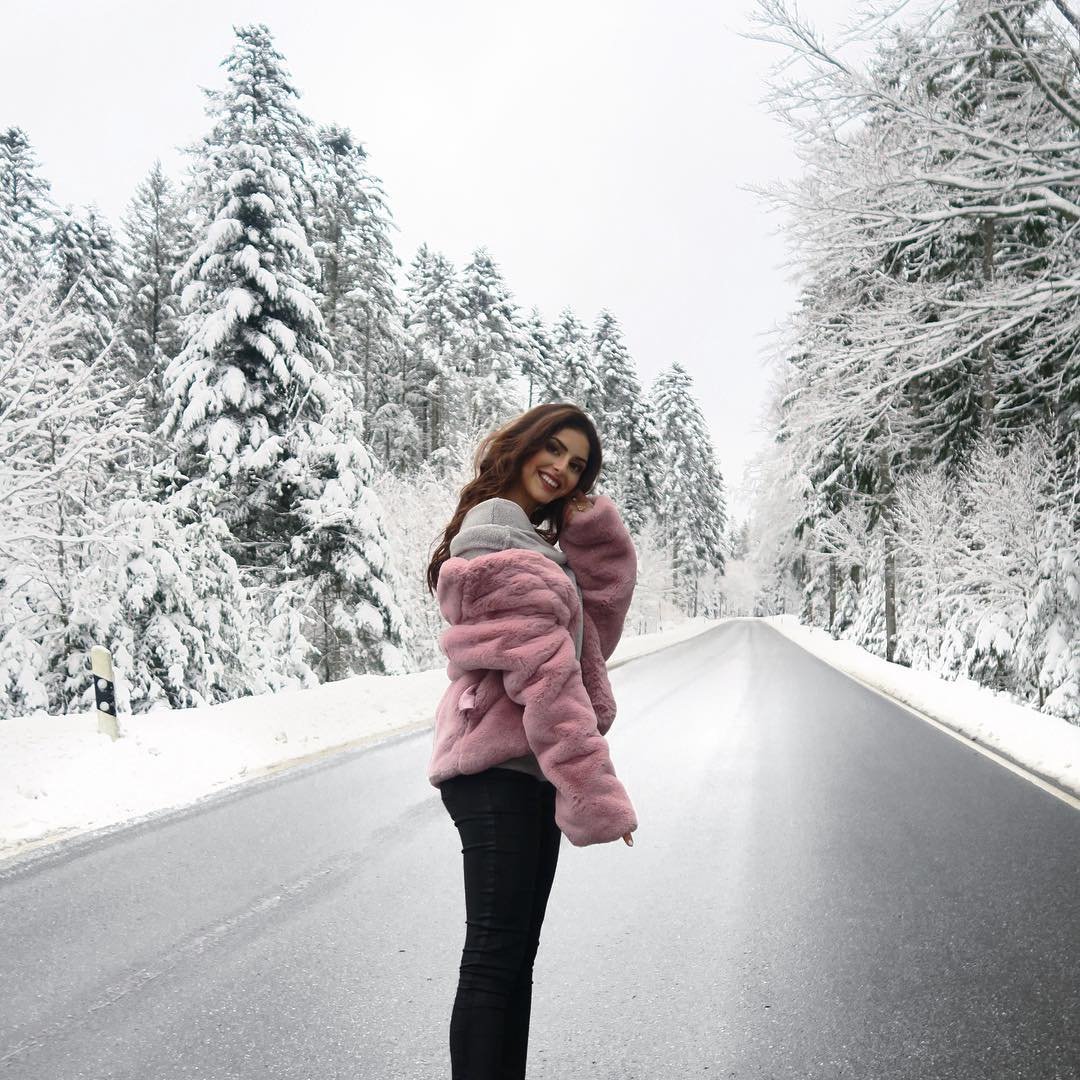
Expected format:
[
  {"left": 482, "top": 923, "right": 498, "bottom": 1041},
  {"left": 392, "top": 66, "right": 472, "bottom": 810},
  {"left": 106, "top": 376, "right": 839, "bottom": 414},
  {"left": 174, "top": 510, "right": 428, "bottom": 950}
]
[
  {"left": 765, "top": 615, "right": 1080, "bottom": 802},
  {"left": 0, "top": 618, "right": 720, "bottom": 861},
  {"left": 4, "top": 613, "right": 1077, "bottom": 865}
]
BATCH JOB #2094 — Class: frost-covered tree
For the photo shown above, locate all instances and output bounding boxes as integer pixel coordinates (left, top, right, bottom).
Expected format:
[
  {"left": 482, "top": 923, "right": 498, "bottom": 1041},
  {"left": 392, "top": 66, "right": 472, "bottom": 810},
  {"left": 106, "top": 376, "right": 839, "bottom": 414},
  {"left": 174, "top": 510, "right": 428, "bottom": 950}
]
[
  {"left": 591, "top": 309, "right": 661, "bottom": 531},
  {"left": 309, "top": 124, "right": 403, "bottom": 421},
  {"left": 290, "top": 400, "right": 412, "bottom": 678},
  {"left": 550, "top": 307, "right": 603, "bottom": 412},
  {"left": 162, "top": 24, "right": 409, "bottom": 682},
  {"left": 521, "top": 307, "right": 559, "bottom": 408},
  {"left": 650, "top": 361, "right": 727, "bottom": 615},
  {"left": 1020, "top": 515, "right": 1080, "bottom": 718},
  {"left": 120, "top": 160, "right": 186, "bottom": 445},
  {"left": 403, "top": 244, "right": 467, "bottom": 456},
  {"left": 747, "top": 0, "right": 1080, "bottom": 716},
  {"left": 183, "top": 24, "right": 321, "bottom": 231},
  {"left": 86, "top": 495, "right": 276, "bottom": 712},
  {"left": 457, "top": 248, "right": 526, "bottom": 432},
  {"left": 890, "top": 465, "right": 966, "bottom": 672},
  {"left": 0, "top": 280, "right": 148, "bottom": 715},
  {"left": 0, "top": 126, "right": 54, "bottom": 306},
  {"left": 372, "top": 451, "right": 475, "bottom": 671}
]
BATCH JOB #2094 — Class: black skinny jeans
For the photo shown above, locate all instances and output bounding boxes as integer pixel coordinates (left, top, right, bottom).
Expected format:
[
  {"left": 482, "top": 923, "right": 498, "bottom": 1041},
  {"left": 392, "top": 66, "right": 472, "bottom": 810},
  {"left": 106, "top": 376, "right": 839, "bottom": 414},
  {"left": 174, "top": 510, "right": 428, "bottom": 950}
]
[{"left": 439, "top": 767, "right": 563, "bottom": 1080}]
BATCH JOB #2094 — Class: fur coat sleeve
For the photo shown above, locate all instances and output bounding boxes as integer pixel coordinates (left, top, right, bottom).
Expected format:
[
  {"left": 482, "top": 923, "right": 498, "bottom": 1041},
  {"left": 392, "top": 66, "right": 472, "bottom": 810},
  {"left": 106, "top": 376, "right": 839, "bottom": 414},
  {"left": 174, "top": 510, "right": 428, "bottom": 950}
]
[
  {"left": 436, "top": 547, "right": 638, "bottom": 847},
  {"left": 558, "top": 493, "right": 638, "bottom": 660}
]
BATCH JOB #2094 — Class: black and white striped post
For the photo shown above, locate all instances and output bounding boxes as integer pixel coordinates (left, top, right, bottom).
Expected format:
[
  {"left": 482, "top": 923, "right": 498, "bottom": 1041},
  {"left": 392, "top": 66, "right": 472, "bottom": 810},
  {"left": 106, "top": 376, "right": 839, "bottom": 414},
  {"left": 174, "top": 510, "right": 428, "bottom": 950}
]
[{"left": 90, "top": 645, "right": 119, "bottom": 740}]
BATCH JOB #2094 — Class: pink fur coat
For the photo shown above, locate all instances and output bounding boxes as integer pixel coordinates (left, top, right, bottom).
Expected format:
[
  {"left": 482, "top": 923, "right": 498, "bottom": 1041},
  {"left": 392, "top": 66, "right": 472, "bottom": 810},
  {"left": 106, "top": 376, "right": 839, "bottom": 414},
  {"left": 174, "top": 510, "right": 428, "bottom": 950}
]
[{"left": 428, "top": 494, "right": 639, "bottom": 847}]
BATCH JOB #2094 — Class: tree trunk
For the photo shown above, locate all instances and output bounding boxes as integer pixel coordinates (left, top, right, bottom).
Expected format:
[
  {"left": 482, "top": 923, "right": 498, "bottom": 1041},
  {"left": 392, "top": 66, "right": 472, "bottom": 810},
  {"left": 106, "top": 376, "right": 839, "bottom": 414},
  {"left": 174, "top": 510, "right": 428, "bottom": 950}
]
[
  {"left": 980, "top": 217, "right": 995, "bottom": 430},
  {"left": 827, "top": 556, "right": 837, "bottom": 629},
  {"left": 878, "top": 447, "right": 898, "bottom": 663}
]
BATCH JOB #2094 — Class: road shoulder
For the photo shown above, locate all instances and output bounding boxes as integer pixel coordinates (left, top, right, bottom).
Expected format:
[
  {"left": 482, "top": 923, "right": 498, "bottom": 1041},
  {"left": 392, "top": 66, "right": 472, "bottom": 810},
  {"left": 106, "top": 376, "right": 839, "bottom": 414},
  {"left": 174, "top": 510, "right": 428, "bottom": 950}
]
[{"left": 763, "top": 615, "right": 1080, "bottom": 806}]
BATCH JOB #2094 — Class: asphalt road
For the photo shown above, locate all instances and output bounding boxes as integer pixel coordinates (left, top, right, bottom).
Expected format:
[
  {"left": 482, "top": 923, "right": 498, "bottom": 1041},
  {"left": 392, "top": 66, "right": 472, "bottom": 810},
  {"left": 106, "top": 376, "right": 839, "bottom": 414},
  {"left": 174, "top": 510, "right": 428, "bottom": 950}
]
[{"left": 1, "top": 619, "right": 1077, "bottom": 1079}]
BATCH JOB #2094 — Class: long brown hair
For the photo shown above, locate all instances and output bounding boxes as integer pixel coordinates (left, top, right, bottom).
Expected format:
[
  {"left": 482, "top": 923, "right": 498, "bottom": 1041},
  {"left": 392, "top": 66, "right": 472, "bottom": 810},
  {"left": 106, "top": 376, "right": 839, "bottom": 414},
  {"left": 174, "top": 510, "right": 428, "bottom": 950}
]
[{"left": 425, "top": 402, "right": 602, "bottom": 595}]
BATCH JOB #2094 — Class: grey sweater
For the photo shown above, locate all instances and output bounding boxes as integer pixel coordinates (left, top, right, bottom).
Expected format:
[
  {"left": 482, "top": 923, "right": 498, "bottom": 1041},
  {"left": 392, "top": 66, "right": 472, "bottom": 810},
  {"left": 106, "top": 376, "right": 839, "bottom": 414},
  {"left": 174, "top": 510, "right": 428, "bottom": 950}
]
[{"left": 449, "top": 496, "right": 584, "bottom": 781}]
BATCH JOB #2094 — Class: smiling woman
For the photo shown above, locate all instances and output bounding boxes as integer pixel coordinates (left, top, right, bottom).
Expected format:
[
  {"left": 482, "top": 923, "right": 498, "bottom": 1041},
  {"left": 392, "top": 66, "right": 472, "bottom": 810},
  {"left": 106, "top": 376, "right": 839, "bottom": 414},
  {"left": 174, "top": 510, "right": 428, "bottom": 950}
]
[
  {"left": 424, "top": 401, "right": 640, "bottom": 1079},
  {"left": 425, "top": 403, "right": 608, "bottom": 592},
  {"left": 500, "top": 427, "right": 590, "bottom": 516}
]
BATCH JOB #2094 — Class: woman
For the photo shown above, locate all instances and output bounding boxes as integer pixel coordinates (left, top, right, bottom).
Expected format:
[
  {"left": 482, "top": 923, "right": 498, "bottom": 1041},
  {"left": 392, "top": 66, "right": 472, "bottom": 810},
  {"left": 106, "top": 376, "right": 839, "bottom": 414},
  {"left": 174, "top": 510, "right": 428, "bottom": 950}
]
[{"left": 425, "top": 401, "right": 639, "bottom": 1080}]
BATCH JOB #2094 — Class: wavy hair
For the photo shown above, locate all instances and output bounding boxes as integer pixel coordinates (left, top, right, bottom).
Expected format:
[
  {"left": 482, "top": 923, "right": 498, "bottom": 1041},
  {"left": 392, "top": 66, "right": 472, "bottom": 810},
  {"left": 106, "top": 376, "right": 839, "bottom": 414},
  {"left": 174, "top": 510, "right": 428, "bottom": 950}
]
[{"left": 425, "top": 402, "right": 602, "bottom": 596}]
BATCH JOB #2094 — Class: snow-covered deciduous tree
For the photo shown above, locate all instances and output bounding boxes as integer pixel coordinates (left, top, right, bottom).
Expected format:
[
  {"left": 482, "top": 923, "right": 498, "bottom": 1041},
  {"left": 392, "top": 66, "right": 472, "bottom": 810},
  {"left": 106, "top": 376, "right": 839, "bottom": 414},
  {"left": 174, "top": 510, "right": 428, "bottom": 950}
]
[
  {"left": 747, "top": 0, "right": 1080, "bottom": 721},
  {"left": 372, "top": 452, "right": 474, "bottom": 671},
  {"left": 0, "top": 279, "right": 148, "bottom": 716}
]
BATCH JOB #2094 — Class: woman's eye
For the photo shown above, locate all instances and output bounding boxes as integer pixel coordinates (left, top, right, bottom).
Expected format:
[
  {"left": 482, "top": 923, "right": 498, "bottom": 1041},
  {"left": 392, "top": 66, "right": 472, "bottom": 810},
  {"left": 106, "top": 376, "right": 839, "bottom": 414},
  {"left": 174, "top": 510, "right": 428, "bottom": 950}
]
[{"left": 546, "top": 440, "right": 583, "bottom": 471}]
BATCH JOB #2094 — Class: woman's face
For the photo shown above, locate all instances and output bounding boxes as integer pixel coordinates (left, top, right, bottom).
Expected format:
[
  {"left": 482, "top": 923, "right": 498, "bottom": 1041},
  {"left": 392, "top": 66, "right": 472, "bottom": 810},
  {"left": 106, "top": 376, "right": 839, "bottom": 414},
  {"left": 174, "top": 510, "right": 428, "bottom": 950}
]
[{"left": 507, "top": 426, "right": 591, "bottom": 514}]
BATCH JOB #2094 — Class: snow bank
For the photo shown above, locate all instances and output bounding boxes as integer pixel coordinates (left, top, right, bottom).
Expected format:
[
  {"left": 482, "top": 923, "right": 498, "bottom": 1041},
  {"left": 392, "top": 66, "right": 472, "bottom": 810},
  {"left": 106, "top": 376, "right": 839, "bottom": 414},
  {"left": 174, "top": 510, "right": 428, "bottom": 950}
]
[
  {"left": 0, "top": 619, "right": 720, "bottom": 861},
  {"left": 765, "top": 615, "right": 1080, "bottom": 800}
]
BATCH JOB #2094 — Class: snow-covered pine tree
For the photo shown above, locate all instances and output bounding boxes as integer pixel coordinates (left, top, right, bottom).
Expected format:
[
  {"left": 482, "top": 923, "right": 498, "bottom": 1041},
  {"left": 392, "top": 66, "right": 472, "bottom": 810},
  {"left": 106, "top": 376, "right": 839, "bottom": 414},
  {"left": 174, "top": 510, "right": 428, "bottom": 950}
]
[
  {"left": 120, "top": 160, "right": 186, "bottom": 450},
  {"left": 183, "top": 24, "right": 321, "bottom": 232},
  {"left": 46, "top": 203, "right": 145, "bottom": 493},
  {"left": 650, "top": 361, "right": 727, "bottom": 616},
  {"left": 0, "top": 126, "right": 55, "bottom": 308},
  {"left": 591, "top": 309, "right": 661, "bottom": 532},
  {"left": 49, "top": 205, "right": 134, "bottom": 364},
  {"left": 88, "top": 494, "right": 275, "bottom": 712},
  {"left": 521, "top": 307, "right": 559, "bottom": 408},
  {"left": 163, "top": 25, "right": 409, "bottom": 683},
  {"left": 280, "top": 396, "right": 413, "bottom": 678},
  {"left": 309, "top": 124, "right": 405, "bottom": 435},
  {"left": 457, "top": 248, "right": 526, "bottom": 432},
  {"left": 163, "top": 34, "right": 337, "bottom": 553},
  {"left": 550, "top": 307, "right": 603, "bottom": 413},
  {"left": 403, "top": 244, "right": 467, "bottom": 456}
]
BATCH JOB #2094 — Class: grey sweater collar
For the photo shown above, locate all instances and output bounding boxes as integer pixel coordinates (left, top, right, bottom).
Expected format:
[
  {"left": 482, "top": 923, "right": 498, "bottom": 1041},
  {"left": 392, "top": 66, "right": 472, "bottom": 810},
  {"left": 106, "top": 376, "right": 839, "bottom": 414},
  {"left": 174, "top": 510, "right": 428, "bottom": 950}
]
[{"left": 450, "top": 497, "right": 569, "bottom": 566}]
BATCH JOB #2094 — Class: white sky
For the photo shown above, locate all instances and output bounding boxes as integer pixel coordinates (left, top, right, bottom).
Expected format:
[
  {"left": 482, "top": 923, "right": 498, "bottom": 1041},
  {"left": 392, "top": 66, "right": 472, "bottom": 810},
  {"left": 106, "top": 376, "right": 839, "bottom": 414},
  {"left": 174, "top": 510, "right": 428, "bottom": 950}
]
[{"left": 6, "top": 0, "right": 860, "bottom": 521}]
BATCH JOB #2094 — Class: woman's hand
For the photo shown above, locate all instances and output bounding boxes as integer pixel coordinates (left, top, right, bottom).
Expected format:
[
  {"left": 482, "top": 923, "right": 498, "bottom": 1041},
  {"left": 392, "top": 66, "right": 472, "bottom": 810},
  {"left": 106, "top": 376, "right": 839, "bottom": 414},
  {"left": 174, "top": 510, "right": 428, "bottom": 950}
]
[{"left": 564, "top": 490, "right": 594, "bottom": 524}]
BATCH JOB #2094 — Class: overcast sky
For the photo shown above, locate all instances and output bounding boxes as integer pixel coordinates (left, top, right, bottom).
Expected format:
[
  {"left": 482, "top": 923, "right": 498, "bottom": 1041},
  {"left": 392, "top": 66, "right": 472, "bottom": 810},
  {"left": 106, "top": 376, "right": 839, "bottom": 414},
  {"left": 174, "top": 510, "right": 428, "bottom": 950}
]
[{"left": 6, "top": 0, "right": 859, "bottom": 520}]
